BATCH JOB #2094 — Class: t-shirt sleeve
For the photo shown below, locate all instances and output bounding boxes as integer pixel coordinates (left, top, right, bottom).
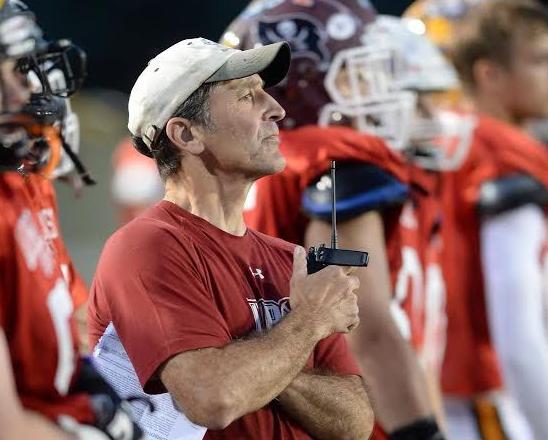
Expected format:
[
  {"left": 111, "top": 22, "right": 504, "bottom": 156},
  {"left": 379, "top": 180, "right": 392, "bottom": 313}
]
[
  {"left": 313, "top": 333, "right": 362, "bottom": 377},
  {"left": 91, "top": 222, "right": 231, "bottom": 393}
]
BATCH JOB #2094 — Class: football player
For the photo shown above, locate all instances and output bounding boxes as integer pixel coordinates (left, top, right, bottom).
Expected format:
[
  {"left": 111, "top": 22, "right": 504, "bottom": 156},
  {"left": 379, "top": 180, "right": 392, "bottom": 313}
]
[
  {"left": 223, "top": 1, "right": 448, "bottom": 439},
  {"left": 17, "top": 34, "right": 92, "bottom": 352},
  {"left": 0, "top": 0, "right": 145, "bottom": 438},
  {"left": 435, "top": 1, "right": 548, "bottom": 439}
]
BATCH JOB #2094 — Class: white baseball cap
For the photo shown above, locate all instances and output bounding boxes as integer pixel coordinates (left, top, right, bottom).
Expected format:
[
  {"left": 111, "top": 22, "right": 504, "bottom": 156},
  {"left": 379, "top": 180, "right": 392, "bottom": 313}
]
[{"left": 128, "top": 37, "right": 290, "bottom": 155}]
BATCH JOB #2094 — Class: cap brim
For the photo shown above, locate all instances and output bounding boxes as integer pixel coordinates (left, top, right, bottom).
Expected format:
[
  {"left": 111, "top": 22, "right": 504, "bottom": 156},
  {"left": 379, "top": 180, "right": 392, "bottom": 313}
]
[{"left": 205, "top": 41, "right": 290, "bottom": 88}]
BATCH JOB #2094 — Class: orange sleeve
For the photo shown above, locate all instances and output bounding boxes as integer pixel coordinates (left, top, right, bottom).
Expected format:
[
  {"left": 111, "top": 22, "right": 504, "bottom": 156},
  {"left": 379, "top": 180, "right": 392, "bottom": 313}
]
[{"left": 281, "top": 126, "right": 410, "bottom": 188}]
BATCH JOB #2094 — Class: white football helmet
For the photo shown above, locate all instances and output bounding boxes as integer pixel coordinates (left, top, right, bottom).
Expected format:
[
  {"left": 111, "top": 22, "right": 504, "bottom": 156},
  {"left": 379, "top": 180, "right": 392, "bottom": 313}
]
[
  {"left": 320, "top": 42, "right": 417, "bottom": 150},
  {"left": 320, "top": 14, "right": 470, "bottom": 169}
]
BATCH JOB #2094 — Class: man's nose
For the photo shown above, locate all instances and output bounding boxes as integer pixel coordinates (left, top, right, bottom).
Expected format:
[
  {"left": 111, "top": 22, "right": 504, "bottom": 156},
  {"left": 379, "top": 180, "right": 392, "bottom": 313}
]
[{"left": 265, "top": 92, "right": 286, "bottom": 122}]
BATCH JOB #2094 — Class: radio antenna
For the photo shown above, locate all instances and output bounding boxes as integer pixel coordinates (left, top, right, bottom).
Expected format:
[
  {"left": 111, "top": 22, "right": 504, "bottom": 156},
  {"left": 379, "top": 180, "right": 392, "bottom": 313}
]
[{"left": 331, "top": 160, "right": 338, "bottom": 249}]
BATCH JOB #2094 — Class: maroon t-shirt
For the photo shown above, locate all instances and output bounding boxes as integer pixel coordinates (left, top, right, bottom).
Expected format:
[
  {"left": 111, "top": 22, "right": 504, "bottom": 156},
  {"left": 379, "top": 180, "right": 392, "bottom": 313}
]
[{"left": 88, "top": 200, "right": 360, "bottom": 439}]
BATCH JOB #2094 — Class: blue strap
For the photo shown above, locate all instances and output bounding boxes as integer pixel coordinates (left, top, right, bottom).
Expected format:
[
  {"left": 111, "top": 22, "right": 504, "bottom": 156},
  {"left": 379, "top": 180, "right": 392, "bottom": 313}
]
[{"left": 302, "top": 182, "right": 409, "bottom": 217}]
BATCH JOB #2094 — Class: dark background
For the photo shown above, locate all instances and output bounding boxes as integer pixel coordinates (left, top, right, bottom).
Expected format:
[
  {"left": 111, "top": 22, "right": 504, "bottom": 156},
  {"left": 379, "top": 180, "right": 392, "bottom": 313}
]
[{"left": 26, "top": 1, "right": 412, "bottom": 94}]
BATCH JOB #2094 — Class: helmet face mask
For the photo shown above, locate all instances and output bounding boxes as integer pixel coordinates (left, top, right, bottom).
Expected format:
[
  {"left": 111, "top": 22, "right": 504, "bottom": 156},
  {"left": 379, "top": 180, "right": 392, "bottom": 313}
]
[
  {"left": 18, "top": 40, "right": 87, "bottom": 98},
  {"left": 319, "top": 93, "right": 417, "bottom": 150},
  {"left": 320, "top": 34, "right": 418, "bottom": 151},
  {"left": 323, "top": 44, "right": 404, "bottom": 106},
  {"left": 21, "top": 65, "right": 88, "bottom": 182},
  {"left": 409, "top": 109, "right": 477, "bottom": 171}
]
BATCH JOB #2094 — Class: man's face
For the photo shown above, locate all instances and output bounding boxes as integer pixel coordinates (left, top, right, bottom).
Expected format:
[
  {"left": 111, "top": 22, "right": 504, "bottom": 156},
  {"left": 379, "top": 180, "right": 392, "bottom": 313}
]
[
  {"left": 0, "top": 59, "right": 30, "bottom": 115},
  {"left": 199, "top": 74, "right": 286, "bottom": 180},
  {"left": 503, "top": 30, "right": 548, "bottom": 120}
]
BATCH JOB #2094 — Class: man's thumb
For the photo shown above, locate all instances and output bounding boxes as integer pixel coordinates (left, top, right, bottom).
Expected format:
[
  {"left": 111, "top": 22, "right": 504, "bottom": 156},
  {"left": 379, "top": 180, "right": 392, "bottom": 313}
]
[{"left": 292, "top": 245, "right": 307, "bottom": 278}]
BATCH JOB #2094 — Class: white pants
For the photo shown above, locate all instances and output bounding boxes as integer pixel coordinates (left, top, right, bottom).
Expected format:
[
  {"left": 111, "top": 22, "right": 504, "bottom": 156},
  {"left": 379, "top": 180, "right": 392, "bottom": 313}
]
[{"left": 444, "top": 393, "right": 534, "bottom": 440}]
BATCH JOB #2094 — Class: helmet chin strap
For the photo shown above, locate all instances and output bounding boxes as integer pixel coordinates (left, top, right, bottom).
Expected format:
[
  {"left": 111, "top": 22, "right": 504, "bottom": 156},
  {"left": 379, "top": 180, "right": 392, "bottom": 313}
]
[{"left": 60, "top": 136, "right": 95, "bottom": 186}]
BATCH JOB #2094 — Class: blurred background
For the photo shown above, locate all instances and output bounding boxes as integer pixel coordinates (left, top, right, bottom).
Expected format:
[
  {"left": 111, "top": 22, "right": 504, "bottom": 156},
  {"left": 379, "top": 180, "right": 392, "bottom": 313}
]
[{"left": 25, "top": 0, "right": 413, "bottom": 282}]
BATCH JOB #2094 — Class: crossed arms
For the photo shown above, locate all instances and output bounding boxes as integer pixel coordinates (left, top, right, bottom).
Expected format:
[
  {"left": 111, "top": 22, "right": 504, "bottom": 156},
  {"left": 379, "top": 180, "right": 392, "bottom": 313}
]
[{"left": 160, "top": 249, "right": 374, "bottom": 439}]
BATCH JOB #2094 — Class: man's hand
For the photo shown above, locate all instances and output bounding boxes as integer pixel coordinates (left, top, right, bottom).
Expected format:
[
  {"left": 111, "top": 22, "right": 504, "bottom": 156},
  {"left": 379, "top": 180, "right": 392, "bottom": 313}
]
[{"left": 289, "top": 246, "right": 360, "bottom": 338}]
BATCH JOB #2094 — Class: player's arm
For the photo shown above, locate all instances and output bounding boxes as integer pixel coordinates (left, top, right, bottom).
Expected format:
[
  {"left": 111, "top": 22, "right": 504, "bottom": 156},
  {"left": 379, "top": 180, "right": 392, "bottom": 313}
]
[
  {"left": 303, "top": 163, "right": 443, "bottom": 438},
  {"left": 479, "top": 175, "right": 548, "bottom": 440},
  {"left": 276, "top": 371, "right": 372, "bottom": 440},
  {"left": 160, "top": 247, "right": 372, "bottom": 436},
  {"left": 0, "top": 330, "right": 75, "bottom": 440}
]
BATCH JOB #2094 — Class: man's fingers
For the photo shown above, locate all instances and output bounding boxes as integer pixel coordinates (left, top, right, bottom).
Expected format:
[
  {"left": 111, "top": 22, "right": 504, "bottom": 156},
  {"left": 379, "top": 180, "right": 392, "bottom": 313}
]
[
  {"left": 292, "top": 245, "right": 308, "bottom": 279},
  {"left": 347, "top": 275, "right": 360, "bottom": 293},
  {"left": 342, "top": 265, "right": 359, "bottom": 275}
]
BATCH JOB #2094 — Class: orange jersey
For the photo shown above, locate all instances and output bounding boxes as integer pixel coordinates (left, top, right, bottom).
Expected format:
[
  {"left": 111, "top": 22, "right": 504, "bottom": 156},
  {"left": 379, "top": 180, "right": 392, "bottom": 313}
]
[
  {"left": 245, "top": 126, "right": 446, "bottom": 363},
  {"left": 390, "top": 166, "right": 446, "bottom": 372},
  {"left": 441, "top": 114, "right": 548, "bottom": 396},
  {"left": 23, "top": 174, "right": 88, "bottom": 308},
  {"left": 0, "top": 172, "right": 94, "bottom": 422}
]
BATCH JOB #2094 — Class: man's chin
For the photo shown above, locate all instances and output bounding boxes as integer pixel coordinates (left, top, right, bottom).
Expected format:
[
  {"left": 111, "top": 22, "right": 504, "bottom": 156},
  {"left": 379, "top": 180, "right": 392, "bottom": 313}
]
[
  {"left": 271, "top": 155, "right": 286, "bottom": 173},
  {"left": 249, "top": 155, "right": 286, "bottom": 180}
]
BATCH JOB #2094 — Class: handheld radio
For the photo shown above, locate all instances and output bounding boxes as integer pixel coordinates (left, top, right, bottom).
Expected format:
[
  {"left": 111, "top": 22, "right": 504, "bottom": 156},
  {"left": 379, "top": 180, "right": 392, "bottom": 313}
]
[{"left": 306, "top": 161, "right": 370, "bottom": 274}]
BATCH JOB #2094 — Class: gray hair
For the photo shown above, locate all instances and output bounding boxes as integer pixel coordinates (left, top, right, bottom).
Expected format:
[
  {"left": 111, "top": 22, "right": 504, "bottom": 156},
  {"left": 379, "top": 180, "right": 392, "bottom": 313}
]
[{"left": 151, "top": 81, "right": 219, "bottom": 180}]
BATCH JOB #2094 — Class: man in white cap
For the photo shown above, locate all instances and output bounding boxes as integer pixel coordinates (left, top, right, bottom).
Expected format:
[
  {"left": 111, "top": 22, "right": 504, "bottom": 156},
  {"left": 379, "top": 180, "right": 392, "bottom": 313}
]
[{"left": 88, "top": 38, "right": 373, "bottom": 439}]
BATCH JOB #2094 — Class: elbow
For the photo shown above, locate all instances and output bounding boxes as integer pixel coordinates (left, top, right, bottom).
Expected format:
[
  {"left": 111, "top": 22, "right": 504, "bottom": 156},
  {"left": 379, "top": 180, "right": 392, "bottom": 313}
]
[
  {"left": 358, "top": 398, "right": 375, "bottom": 440},
  {"left": 173, "top": 388, "right": 239, "bottom": 430},
  {"left": 343, "top": 417, "right": 374, "bottom": 440},
  {"left": 343, "top": 391, "right": 375, "bottom": 440}
]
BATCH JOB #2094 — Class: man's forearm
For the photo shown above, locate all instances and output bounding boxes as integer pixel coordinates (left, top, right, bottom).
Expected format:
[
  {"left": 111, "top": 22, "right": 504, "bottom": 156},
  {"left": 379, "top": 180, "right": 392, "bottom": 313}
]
[
  {"left": 277, "top": 371, "right": 373, "bottom": 440},
  {"left": 162, "top": 310, "right": 323, "bottom": 428}
]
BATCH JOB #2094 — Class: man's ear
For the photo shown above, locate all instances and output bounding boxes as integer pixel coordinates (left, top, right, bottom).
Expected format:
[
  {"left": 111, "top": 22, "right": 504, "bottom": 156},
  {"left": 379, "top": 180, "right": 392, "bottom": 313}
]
[
  {"left": 473, "top": 58, "right": 505, "bottom": 94},
  {"left": 165, "top": 117, "right": 205, "bottom": 155}
]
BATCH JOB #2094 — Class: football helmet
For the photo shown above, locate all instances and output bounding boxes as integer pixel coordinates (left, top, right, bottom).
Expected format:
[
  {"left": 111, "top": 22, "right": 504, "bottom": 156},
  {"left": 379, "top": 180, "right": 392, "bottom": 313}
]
[
  {"left": 320, "top": 15, "right": 459, "bottom": 152},
  {"left": 221, "top": 0, "right": 377, "bottom": 129},
  {"left": 0, "top": 0, "right": 91, "bottom": 182}
]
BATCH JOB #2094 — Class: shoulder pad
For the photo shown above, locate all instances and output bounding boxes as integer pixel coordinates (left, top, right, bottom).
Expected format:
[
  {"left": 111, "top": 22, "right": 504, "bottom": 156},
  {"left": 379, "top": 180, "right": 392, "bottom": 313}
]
[
  {"left": 302, "top": 162, "right": 409, "bottom": 222},
  {"left": 478, "top": 173, "right": 548, "bottom": 217}
]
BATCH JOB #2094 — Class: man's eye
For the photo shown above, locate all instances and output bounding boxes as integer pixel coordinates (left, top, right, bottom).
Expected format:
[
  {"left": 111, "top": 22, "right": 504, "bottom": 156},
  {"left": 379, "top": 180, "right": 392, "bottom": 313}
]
[{"left": 240, "top": 92, "right": 253, "bottom": 101}]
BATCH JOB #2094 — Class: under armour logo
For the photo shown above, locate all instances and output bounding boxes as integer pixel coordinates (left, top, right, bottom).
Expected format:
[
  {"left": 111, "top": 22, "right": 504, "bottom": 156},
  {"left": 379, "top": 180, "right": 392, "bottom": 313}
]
[{"left": 249, "top": 267, "right": 265, "bottom": 280}]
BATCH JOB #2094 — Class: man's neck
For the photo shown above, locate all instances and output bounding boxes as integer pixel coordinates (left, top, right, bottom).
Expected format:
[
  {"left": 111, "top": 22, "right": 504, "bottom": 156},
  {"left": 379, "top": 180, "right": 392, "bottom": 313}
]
[
  {"left": 472, "top": 93, "right": 522, "bottom": 127},
  {"left": 163, "top": 159, "right": 251, "bottom": 236}
]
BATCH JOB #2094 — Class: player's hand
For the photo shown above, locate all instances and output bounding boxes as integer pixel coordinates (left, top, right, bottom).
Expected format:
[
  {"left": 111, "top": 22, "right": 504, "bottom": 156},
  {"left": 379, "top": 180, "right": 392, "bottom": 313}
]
[
  {"left": 68, "top": 357, "right": 147, "bottom": 440},
  {"left": 289, "top": 246, "right": 360, "bottom": 339},
  {"left": 59, "top": 403, "right": 147, "bottom": 440},
  {"left": 59, "top": 412, "right": 148, "bottom": 440}
]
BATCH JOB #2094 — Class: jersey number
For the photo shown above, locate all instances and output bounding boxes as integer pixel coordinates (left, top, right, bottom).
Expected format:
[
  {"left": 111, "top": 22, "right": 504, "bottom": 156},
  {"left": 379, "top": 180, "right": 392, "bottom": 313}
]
[
  {"left": 392, "top": 246, "right": 447, "bottom": 371},
  {"left": 46, "top": 279, "right": 76, "bottom": 395}
]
